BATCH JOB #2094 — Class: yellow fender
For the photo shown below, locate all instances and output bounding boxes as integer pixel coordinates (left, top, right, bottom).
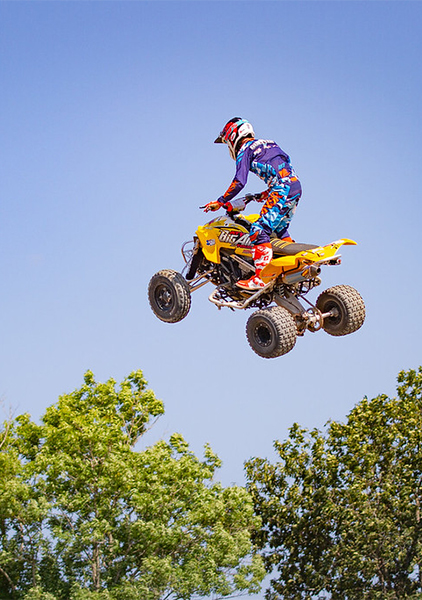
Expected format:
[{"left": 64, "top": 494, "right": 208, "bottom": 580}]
[
  {"left": 196, "top": 214, "right": 260, "bottom": 263},
  {"left": 261, "top": 238, "right": 357, "bottom": 282}
]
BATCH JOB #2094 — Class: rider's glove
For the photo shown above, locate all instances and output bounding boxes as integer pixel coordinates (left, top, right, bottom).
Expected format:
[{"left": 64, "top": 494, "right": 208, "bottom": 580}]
[
  {"left": 255, "top": 191, "right": 268, "bottom": 203},
  {"left": 245, "top": 192, "right": 267, "bottom": 203},
  {"left": 203, "top": 200, "right": 223, "bottom": 213}
]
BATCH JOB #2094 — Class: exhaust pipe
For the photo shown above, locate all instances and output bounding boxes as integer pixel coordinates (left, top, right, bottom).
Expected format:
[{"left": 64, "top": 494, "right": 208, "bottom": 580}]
[
  {"left": 282, "top": 264, "right": 322, "bottom": 284},
  {"left": 302, "top": 264, "right": 321, "bottom": 278}
]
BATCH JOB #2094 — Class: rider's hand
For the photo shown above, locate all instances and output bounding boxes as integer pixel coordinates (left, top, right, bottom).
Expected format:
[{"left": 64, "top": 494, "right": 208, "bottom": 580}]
[
  {"left": 256, "top": 191, "right": 268, "bottom": 203},
  {"left": 245, "top": 192, "right": 266, "bottom": 203},
  {"left": 203, "top": 200, "right": 223, "bottom": 213}
]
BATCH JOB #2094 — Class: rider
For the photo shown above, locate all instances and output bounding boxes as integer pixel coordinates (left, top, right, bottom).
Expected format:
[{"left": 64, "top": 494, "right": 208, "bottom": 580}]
[{"left": 204, "top": 117, "right": 302, "bottom": 290}]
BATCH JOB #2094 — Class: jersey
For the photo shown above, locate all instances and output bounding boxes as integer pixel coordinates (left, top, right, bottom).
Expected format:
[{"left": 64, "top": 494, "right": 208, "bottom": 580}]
[{"left": 218, "top": 139, "right": 299, "bottom": 205}]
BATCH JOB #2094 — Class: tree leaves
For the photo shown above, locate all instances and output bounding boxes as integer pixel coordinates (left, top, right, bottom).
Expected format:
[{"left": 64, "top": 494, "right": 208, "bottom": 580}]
[
  {"left": 0, "top": 371, "right": 264, "bottom": 599},
  {"left": 246, "top": 367, "right": 422, "bottom": 599},
  {"left": 10, "top": 365, "right": 422, "bottom": 598}
]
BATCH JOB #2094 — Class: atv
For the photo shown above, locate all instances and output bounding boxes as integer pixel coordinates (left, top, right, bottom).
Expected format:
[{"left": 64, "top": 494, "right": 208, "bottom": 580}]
[{"left": 148, "top": 197, "right": 365, "bottom": 358}]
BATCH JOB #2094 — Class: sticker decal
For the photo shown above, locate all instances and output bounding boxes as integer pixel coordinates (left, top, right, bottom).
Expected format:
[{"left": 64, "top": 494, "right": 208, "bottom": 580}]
[{"left": 218, "top": 230, "right": 251, "bottom": 247}]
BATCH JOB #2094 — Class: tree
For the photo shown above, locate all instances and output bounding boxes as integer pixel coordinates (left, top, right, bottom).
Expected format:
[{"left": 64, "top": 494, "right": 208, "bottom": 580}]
[
  {"left": 245, "top": 367, "right": 422, "bottom": 600},
  {"left": 1, "top": 370, "right": 264, "bottom": 599},
  {"left": 0, "top": 412, "right": 20, "bottom": 595},
  {"left": 1, "top": 406, "right": 52, "bottom": 597}
]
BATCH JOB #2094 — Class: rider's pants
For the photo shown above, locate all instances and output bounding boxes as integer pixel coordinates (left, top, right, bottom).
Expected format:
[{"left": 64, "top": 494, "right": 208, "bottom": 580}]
[{"left": 249, "top": 179, "right": 302, "bottom": 246}]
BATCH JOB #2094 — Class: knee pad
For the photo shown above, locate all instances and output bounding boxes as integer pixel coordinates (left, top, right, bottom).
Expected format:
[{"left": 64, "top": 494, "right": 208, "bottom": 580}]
[{"left": 249, "top": 222, "right": 271, "bottom": 246}]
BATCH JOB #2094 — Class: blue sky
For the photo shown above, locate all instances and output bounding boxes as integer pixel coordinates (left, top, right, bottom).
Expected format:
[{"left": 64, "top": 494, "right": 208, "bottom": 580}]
[{"left": 1, "top": 3, "right": 422, "bottom": 593}]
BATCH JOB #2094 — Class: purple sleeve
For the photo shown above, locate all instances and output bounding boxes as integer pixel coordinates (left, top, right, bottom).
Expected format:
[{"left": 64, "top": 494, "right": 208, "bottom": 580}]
[{"left": 218, "top": 145, "right": 251, "bottom": 204}]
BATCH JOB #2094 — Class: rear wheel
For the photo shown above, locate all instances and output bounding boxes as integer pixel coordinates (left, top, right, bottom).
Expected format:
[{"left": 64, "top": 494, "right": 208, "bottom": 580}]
[
  {"left": 246, "top": 306, "right": 297, "bottom": 359},
  {"left": 316, "top": 284, "right": 365, "bottom": 336},
  {"left": 148, "top": 270, "right": 191, "bottom": 323}
]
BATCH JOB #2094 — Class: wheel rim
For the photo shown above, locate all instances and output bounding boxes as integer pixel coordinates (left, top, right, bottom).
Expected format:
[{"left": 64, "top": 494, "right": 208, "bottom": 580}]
[
  {"left": 253, "top": 323, "right": 273, "bottom": 348},
  {"left": 323, "top": 300, "right": 342, "bottom": 326},
  {"left": 154, "top": 284, "right": 174, "bottom": 313}
]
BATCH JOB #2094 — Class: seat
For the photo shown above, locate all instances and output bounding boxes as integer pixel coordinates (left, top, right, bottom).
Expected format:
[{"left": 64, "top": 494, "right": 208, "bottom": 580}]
[{"left": 271, "top": 238, "right": 319, "bottom": 256}]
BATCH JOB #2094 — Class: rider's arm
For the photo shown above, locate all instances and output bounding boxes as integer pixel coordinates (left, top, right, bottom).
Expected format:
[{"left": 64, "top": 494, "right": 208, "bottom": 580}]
[
  {"left": 217, "top": 178, "right": 244, "bottom": 205},
  {"left": 217, "top": 144, "right": 251, "bottom": 206}
]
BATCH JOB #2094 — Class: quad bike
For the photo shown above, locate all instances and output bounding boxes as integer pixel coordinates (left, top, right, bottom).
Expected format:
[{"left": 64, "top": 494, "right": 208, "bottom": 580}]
[{"left": 148, "top": 197, "right": 365, "bottom": 358}]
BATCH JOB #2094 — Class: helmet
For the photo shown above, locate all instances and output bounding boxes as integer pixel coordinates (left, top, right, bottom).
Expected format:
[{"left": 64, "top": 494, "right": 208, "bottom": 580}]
[{"left": 214, "top": 117, "right": 255, "bottom": 160}]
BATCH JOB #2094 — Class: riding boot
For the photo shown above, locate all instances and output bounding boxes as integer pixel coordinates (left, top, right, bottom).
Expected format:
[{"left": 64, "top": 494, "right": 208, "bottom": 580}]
[{"left": 236, "top": 243, "right": 273, "bottom": 290}]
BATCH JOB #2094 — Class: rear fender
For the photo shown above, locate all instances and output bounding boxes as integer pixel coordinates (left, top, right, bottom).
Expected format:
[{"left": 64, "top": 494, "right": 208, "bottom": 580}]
[{"left": 260, "top": 238, "right": 357, "bottom": 282}]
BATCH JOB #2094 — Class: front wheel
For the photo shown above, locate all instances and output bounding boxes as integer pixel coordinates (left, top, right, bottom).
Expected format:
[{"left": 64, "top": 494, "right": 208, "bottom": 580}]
[
  {"left": 148, "top": 269, "right": 191, "bottom": 323},
  {"left": 316, "top": 284, "right": 365, "bottom": 336},
  {"left": 246, "top": 306, "right": 297, "bottom": 359}
]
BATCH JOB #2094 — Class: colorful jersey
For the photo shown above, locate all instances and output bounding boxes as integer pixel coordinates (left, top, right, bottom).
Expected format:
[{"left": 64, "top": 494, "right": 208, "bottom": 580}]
[{"left": 218, "top": 139, "right": 299, "bottom": 205}]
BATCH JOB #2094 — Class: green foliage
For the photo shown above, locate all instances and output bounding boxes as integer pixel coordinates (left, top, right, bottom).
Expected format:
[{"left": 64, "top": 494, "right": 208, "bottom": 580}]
[
  {"left": 246, "top": 367, "right": 422, "bottom": 599},
  {"left": 22, "top": 588, "right": 57, "bottom": 600},
  {"left": 0, "top": 371, "right": 264, "bottom": 599}
]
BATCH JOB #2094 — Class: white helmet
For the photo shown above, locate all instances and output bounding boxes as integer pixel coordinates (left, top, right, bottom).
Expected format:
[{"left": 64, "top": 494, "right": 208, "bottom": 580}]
[{"left": 214, "top": 117, "right": 255, "bottom": 160}]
